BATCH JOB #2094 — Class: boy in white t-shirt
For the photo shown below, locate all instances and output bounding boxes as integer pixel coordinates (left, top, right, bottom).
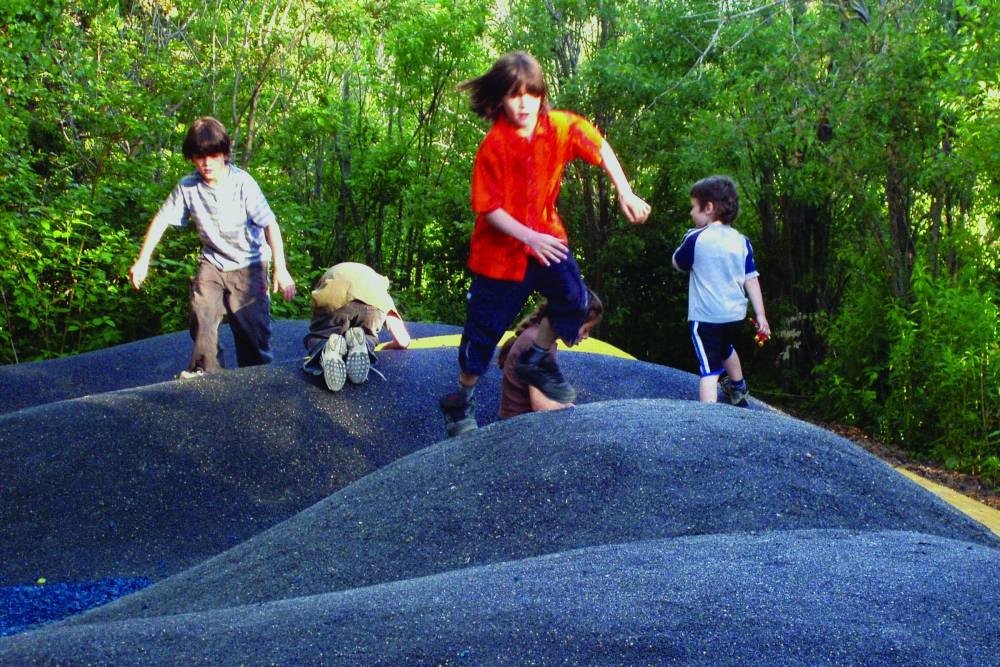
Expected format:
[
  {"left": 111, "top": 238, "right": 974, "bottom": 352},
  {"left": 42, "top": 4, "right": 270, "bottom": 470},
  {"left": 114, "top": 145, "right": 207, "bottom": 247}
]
[{"left": 672, "top": 175, "right": 770, "bottom": 406}]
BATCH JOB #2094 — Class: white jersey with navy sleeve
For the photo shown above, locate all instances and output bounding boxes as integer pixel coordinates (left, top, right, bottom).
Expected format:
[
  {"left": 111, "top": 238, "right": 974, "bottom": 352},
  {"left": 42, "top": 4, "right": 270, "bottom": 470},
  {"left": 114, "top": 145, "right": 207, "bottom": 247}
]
[
  {"left": 672, "top": 222, "right": 758, "bottom": 323},
  {"left": 155, "top": 165, "right": 275, "bottom": 272}
]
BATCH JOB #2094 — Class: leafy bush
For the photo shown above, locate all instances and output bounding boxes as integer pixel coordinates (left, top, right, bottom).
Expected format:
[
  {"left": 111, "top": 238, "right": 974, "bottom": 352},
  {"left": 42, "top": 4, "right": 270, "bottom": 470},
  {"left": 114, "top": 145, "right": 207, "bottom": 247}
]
[{"left": 818, "top": 261, "right": 999, "bottom": 483}]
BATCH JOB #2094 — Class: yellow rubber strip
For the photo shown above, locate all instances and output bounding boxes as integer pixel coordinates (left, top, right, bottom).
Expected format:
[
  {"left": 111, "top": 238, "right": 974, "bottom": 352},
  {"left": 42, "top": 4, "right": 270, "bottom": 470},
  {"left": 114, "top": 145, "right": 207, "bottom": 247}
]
[
  {"left": 378, "top": 333, "right": 635, "bottom": 360},
  {"left": 895, "top": 467, "right": 1000, "bottom": 537}
]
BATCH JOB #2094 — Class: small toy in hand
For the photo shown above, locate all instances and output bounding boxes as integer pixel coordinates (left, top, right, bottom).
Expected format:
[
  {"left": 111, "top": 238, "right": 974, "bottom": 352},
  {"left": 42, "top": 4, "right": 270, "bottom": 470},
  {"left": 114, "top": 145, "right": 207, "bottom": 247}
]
[{"left": 749, "top": 317, "right": 769, "bottom": 347}]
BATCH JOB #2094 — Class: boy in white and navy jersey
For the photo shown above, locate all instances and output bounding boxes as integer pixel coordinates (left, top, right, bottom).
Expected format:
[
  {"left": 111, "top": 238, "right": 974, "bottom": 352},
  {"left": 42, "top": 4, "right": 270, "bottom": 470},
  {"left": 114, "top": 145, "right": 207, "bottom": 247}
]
[
  {"left": 672, "top": 175, "right": 770, "bottom": 406},
  {"left": 130, "top": 117, "right": 296, "bottom": 377}
]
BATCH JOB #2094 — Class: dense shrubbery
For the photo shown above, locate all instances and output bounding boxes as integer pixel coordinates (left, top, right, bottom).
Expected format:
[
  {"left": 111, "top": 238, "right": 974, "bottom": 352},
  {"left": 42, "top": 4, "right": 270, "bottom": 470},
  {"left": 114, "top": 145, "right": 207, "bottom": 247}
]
[
  {"left": 1, "top": 0, "right": 997, "bottom": 482},
  {"left": 817, "top": 261, "right": 1000, "bottom": 482}
]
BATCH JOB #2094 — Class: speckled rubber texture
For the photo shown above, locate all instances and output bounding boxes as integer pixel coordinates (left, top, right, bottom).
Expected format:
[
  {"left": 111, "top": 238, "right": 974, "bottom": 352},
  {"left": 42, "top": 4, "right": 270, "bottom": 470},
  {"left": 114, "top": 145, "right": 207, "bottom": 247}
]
[
  {"left": 2, "top": 327, "right": 999, "bottom": 663},
  {"left": 3, "top": 402, "right": 999, "bottom": 664}
]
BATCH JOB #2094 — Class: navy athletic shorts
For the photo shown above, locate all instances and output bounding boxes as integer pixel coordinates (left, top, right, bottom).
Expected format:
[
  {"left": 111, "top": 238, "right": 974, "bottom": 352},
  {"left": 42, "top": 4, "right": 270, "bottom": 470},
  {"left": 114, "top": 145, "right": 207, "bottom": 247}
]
[{"left": 690, "top": 320, "right": 742, "bottom": 377}]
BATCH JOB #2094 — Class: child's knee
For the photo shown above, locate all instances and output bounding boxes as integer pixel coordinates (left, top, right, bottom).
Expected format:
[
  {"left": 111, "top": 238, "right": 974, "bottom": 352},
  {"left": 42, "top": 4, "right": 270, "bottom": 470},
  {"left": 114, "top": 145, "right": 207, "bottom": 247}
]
[{"left": 545, "top": 298, "right": 587, "bottom": 344}]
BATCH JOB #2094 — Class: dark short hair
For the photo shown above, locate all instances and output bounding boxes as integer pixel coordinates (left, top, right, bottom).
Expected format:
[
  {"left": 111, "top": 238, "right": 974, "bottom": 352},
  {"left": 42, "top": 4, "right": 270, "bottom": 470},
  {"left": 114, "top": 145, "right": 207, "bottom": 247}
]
[
  {"left": 690, "top": 175, "right": 740, "bottom": 224},
  {"left": 182, "top": 117, "right": 231, "bottom": 160},
  {"left": 458, "top": 51, "right": 549, "bottom": 120},
  {"left": 583, "top": 288, "right": 604, "bottom": 326}
]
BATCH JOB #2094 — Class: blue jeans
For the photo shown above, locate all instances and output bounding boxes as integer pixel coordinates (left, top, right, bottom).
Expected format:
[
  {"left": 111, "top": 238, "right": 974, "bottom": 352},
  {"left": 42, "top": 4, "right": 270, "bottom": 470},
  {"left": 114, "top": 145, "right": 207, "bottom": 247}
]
[{"left": 459, "top": 255, "right": 588, "bottom": 377}]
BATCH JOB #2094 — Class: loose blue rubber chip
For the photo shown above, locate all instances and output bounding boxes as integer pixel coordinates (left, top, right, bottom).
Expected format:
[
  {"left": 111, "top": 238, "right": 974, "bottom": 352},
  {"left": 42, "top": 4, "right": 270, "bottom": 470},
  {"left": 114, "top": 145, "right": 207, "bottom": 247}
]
[{"left": 1, "top": 578, "right": 151, "bottom": 636}]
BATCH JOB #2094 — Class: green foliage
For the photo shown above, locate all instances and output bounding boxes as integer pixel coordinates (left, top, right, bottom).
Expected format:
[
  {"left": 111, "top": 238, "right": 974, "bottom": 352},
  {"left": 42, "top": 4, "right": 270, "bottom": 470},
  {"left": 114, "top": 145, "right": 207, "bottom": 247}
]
[
  {"left": 818, "top": 260, "right": 1000, "bottom": 482},
  {"left": 1, "top": 0, "right": 998, "bottom": 485}
]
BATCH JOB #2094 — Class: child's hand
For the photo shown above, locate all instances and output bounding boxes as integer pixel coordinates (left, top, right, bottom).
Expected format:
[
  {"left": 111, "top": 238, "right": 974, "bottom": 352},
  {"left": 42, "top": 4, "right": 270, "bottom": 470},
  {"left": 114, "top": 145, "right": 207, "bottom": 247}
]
[
  {"left": 525, "top": 231, "right": 569, "bottom": 266},
  {"left": 755, "top": 316, "right": 771, "bottom": 338},
  {"left": 129, "top": 260, "right": 149, "bottom": 290},
  {"left": 619, "top": 191, "right": 651, "bottom": 225},
  {"left": 273, "top": 268, "right": 297, "bottom": 301}
]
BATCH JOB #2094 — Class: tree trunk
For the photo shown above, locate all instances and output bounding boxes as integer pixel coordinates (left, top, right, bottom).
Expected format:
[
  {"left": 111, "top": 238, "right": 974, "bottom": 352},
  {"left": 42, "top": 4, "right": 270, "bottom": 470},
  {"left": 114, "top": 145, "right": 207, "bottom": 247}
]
[{"left": 885, "top": 161, "right": 915, "bottom": 299}]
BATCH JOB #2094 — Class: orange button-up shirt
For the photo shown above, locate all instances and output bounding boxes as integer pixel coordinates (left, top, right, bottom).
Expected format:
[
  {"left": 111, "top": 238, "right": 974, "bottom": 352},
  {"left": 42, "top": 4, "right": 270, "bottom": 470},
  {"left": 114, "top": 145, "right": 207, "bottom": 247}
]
[{"left": 469, "top": 109, "right": 604, "bottom": 281}]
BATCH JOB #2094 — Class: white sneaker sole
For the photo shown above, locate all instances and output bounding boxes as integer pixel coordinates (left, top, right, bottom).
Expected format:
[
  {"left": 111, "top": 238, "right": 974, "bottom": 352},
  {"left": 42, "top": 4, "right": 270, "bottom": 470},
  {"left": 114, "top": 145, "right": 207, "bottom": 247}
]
[
  {"left": 321, "top": 333, "right": 348, "bottom": 391},
  {"left": 345, "top": 327, "right": 370, "bottom": 384}
]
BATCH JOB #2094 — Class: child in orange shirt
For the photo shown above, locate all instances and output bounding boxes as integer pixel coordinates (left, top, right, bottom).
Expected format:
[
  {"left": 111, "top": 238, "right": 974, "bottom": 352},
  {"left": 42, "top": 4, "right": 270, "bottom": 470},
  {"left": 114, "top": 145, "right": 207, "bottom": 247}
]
[{"left": 439, "top": 52, "right": 650, "bottom": 437}]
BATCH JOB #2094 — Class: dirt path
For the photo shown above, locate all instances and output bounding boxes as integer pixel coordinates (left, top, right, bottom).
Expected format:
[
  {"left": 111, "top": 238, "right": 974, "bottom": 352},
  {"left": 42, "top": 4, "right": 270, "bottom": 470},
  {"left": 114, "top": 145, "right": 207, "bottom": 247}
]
[{"left": 795, "top": 415, "right": 999, "bottom": 510}]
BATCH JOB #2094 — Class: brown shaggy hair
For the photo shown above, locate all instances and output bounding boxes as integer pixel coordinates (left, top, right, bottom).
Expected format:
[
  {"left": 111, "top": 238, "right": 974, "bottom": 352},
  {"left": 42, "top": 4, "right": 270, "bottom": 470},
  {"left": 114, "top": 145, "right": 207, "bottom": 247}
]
[
  {"left": 690, "top": 175, "right": 740, "bottom": 224},
  {"left": 182, "top": 117, "right": 231, "bottom": 161},
  {"left": 458, "top": 51, "right": 550, "bottom": 121}
]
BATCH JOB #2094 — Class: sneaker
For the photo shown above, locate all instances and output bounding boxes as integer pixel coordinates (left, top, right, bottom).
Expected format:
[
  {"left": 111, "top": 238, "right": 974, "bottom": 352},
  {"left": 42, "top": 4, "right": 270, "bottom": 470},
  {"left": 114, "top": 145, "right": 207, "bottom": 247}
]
[
  {"left": 719, "top": 374, "right": 749, "bottom": 407},
  {"left": 439, "top": 391, "right": 478, "bottom": 437},
  {"left": 321, "top": 333, "right": 349, "bottom": 392},
  {"left": 178, "top": 368, "right": 206, "bottom": 380},
  {"left": 514, "top": 351, "right": 576, "bottom": 403},
  {"left": 345, "top": 327, "right": 370, "bottom": 384}
]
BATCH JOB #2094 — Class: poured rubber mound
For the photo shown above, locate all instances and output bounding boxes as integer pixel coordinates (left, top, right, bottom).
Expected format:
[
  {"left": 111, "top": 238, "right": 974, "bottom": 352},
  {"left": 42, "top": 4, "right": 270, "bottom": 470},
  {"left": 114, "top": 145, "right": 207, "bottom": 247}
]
[
  {"left": 0, "top": 345, "right": 705, "bottom": 585},
  {"left": 1, "top": 531, "right": 996, "bottom": 665},
  {"left": 0, "top": 321, "right": 460, "bottom": 415},
  {"left": 60, "top": 400, "right": 997, "bottom": 625},
  {"left": 4, "top": 327, "right": 997, "bottom": 663}
]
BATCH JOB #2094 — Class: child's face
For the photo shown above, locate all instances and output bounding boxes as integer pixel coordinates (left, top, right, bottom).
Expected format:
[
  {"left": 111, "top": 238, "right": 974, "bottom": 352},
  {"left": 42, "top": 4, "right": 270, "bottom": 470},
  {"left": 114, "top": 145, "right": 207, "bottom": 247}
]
[
  {"left": 569, "top": 320, "right": 599, "bottom": 347},
  {"left": 502, "top": 87, "right": 542, "bottom": 134},
  {"left": 192, "top": 153, "right": 228, "bottom": 184},
  {"left": 689, "top": 197, "right": 715, "bottom": 228}
]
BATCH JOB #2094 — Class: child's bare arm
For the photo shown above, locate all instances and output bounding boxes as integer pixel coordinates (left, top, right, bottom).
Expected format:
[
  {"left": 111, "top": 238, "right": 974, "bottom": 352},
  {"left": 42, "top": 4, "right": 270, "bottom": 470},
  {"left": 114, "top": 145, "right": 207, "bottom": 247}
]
[
  {"left": 529, "top": 385, "right": 573, "bottom": 412},
  {"left": 130, "top": 215, "right": 171, "bottom": 289},
  {"left": 483, "top": 208, "right": 568, "bottom": 266},
  {"left": 600, "top": 141, "right": 651, "bottom": 224},
  {"left": 264, "top": 222, "right": 297, "bottom": 301},
  {"left": 745, "top": 276, "right": 770, "bottom": 336},
  {"left": 382, "top": 313, "right": 411, "bottom": 349}
]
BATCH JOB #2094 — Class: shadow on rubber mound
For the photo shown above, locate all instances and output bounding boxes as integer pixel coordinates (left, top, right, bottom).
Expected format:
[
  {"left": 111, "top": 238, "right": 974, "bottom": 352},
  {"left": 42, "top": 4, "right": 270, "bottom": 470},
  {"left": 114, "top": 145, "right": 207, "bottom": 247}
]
[
  {"left": 0, "top": 321, "right": 461, "bottom": 415},
  {"left": 63, "top": 399, "right": 998, "bottom": 627},
  {"left": 0, "top": 348, "right": 706, "bottom": 585},
  {"left": 2, "top": 530, "right": 997, "bottom": 666}
]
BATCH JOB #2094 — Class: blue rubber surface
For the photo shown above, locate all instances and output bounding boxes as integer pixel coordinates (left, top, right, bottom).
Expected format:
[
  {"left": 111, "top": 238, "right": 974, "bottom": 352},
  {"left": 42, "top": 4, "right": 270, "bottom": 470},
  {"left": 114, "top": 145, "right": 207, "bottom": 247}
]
[
  {"left": 0, "top": 349, "right": 707, "bottom": 586},
  {"left": 0, "top": 578, "right": 150, "bottom": 637},
  {"left": 64, "top": 399, "right": 998, "bottom": 626},
  {"left": 1, "top": 325, "right": 997, "bottom": 664},
  {"left": 0, "top": 320, "right": 461, "bottom": 415}
]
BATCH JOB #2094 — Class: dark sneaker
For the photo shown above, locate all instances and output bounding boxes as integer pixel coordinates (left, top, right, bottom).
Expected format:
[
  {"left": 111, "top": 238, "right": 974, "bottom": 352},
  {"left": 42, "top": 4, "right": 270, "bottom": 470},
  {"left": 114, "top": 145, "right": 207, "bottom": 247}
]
[
  {"left": 514, "top": 351, "right": 576, "bottom": 403},
  {"left": 321, "top": 333, "right": 348, "bottom": 392},
  {"left": 719, "top": 375, "right": 749, "bottom": 407},
  {"left": 439, "top": 391, "right": 478, "bottom": 437},
  {"left": 345, "top": 327, "right": 370, "bottom": 384}
]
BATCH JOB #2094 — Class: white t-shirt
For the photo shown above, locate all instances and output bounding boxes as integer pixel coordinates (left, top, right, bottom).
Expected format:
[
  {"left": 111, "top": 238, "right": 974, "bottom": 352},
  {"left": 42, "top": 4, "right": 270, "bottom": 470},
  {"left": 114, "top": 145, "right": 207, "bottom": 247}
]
[{"left": 672, "top": 222, "right": 759, "bottom": 323}]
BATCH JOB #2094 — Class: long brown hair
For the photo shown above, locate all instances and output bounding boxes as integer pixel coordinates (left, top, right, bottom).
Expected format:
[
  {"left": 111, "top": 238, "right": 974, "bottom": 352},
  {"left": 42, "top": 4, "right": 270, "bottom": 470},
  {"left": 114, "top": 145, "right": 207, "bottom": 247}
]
[
  {"left": 497, "top": 289, "right": 604, "bottom": 368},
  {"left": 458, "top": 51, "right": 550, "bottom": 121}
]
